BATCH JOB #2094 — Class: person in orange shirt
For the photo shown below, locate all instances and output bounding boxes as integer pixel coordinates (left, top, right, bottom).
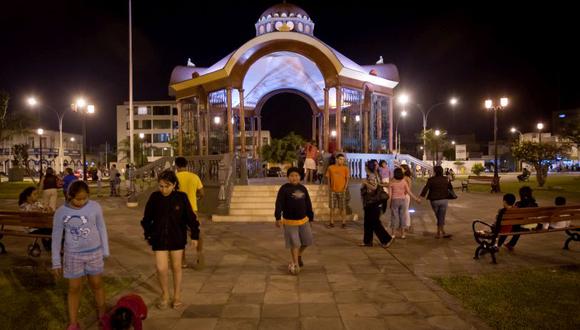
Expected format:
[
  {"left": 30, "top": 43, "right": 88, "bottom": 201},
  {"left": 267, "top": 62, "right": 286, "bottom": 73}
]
[{"left": 325, "top": 154, "right": 349, "bottom": 228}]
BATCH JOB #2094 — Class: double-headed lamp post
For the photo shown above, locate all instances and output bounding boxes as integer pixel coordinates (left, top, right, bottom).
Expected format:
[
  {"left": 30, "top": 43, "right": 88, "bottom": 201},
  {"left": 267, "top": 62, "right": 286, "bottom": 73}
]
[
  {"left": 397, "top": 94, "right": 458, "bottom": 160},
  {"left": 510, "top": 127, "right": 523, "bottom": 142},
  {"left": 37, "top": 128, "right": 44, "bottom": 177},
  {"left": 485, "top": 97, "right": 509, "bottom": 193},
  {"left": 139, "top": 133, "right": 145, "bottom": 167}
]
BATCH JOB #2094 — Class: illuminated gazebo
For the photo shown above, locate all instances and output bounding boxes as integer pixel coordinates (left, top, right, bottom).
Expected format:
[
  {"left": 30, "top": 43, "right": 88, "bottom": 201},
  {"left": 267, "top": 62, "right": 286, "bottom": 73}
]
[{"left": 169, "top": 2, "right": 399, "bottom": 156}]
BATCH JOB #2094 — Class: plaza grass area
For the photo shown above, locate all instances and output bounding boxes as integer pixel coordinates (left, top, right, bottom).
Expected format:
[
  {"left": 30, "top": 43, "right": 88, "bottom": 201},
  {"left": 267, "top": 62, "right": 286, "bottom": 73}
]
[
  {"left": 435, "top": 265, "right": 580, "bottom": 330},
  {"left": 0, "top": 266, "right": 133, "bottom": 330},
  {"left": 0, "top": 182, "right": 43, "bottom": 199},
  {"left": 453, "top": 174, "right": 580, "bottom": 201}
]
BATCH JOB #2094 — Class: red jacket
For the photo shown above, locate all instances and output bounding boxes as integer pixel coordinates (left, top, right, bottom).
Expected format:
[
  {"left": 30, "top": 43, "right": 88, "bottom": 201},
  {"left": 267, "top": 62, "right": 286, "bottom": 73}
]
[{"left": 101, "top": 294, "right": 147, "bottom": 330}]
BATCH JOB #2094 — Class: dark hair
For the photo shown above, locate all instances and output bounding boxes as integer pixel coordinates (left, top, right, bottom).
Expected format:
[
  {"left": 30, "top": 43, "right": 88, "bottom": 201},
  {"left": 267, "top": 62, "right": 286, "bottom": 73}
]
[
  {"left": 110, "top": 307, "right": 133, "bottom": 330},
  {"left": 175, "top": 156, "right": 188, "bottom": 168},
  {"left": 518, "top": 186, "right": 534, "bottom": 200},
  {"left": 158, "top": 169, "right": 180, "bottom": 190},
  {"left": 503, "top": 193, "right": 516, "bottom": 206},
  {"left": 68, "top": 181, "right": 90, "bottom": 199},
  {"left": 335, "top": 153, "right": 345, "bottom": 159},
  {"left": 434, "top": 166, "right": 444, "bottom": 176},
  {"left": 393, "top": 168, "right": 404, "bottom": 180},
  {"left": 115, "top": 173, "right": 121, "bottom": 177},
  {"left": 379, "top": 160, "right": 387, "bottom": 167},
  {"left": 555, "top": 196, "right": 566, "bottom": 206},
  {"left": 286, "top": 167, "right": 304, "bottom": 180},
  {"left": 65, "top": 168, "right": 73, "bottom": 175},
  {"left": 401, "top": 164, "right": 411, "bottom": 177},
  {"left": 45, "top": 167, "right": 54, "bottom": 176},
  {"left": 18, "top": 186, "right": 37, "bottom": 206},
  {"left": 366, "top": 160, "right": 377, "bottom": 173}
]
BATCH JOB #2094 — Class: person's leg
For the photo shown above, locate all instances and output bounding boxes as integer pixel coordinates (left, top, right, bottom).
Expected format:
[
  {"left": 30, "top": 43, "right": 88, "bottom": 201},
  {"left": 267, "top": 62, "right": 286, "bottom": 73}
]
[
  {"left": 399, "top": 200, "right": 409, "bottom": 238},
  {"left": 507, "top": 225, "right": 521, "bottom": 248},
  {"left": 430, "top": 201, "right": 442, "bottom": 237},
  {"left": 87, "top": 274, "right": 106, "bottom": 318},
  {"left": 67, "top": 277, "right": 83, "bottom": 327},
  {"left": 340, "top": 192, "right": 347, "bottom": 226},
  {"left": 290, "top": 247, "right": 300, "bottom": 266},
  {"left": 404, "top": 194, "right": 412, "bottom": 232},
  {"left": 363, "top": 207, "right": 373, "bottom": 245},
  {"left": 169, "top": 250, "right": 184, "bottom": 305},
  {"left": 154, "top": 251, "right": 170, "bottom": 305},
  {"left": 434, "top": 200, "right": 449, "bottom": 236},
  {"left": 328, "top": 193, "right": 335, "bottom": 227},
  {"left": 391, "top": 200, "right": 402, "bottom": 237},
  {"left": 370, "top": 206, "right": 391, "bottom": 244}
]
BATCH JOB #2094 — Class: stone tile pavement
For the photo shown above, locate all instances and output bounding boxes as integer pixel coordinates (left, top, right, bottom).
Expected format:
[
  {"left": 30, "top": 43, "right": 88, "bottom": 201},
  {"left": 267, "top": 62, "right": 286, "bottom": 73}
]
[{"left": 0, "top": 185, "right": 578, "bottom": 329}]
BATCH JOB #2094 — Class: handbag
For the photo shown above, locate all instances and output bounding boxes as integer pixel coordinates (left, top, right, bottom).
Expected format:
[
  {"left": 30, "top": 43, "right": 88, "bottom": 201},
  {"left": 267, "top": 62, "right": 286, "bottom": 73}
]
[{"left": 447, "top": 188, "right": 458, "bottom": 199}]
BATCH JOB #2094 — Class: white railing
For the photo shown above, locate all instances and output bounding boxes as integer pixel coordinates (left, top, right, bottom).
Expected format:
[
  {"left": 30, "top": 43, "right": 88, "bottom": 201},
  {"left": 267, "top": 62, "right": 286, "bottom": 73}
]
[{"left": 344, "top": 153, "right": 433, "bottom": 179}]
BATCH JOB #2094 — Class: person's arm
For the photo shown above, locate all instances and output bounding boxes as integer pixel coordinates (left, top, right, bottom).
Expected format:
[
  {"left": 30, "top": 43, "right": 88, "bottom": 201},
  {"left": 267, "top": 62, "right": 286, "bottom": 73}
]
[
  {"left": 274, "top": 186, "right": 285, "bottom": 222},
  {"left": 140, "top": 194, "right": 155, "bottom": 241},
  {"left": 344, "top": 167, "right": 350, "bottom": 193},
  {"left": 51, "top": 210, "right": 64, "bottom": 270},
  {"left": 95, "top": 203, "right": 110, "bottom": 257},
  {"left": 304, "top": 186, "right": 314, "bottom": 222},
  {"left": 182, "top": 194, "right": 200, "bottom": 241},
  {"left": 420, "top": 180, "right": 430, "bottom": 198},
  {"left": 404, "top": 181, "right": 420, "bottom": 202},
  {"left": 196, "top": 175, "right": 205, "bottom": 199}
]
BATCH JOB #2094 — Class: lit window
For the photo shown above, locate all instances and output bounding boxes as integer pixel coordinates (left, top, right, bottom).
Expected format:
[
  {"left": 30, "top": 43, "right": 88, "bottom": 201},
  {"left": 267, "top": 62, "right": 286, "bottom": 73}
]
[{"left": 138, "top": 106, "right": 148, "bottom": 115}]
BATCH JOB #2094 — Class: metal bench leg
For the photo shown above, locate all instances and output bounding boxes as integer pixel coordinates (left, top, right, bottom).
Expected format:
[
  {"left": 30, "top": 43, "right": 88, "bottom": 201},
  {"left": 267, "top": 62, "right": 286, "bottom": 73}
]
[
  {"left": 474, "top": 246, "right": 482, "bottom": 260},
  {"left": 0, "top": 242, "right": 5, "bottom": 254},
  {"left": 563, "top": 230, "right": 579, "bottom": 250},
  {"left": 490, "top": 250, "right": 497, "bottom": 264}
]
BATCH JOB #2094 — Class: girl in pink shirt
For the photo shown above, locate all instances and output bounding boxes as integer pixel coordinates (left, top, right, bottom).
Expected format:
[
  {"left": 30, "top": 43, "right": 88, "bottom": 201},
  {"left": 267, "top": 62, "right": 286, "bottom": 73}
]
[{"left": 389, "top": 168, "right": 420, "bottom": 238}]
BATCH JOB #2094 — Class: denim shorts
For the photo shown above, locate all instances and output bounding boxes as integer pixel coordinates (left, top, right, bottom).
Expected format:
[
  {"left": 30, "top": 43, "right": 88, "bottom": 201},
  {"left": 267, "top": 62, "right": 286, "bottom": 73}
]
[{"left": 63, "top": 249, "right": 104, "bottom": 279}]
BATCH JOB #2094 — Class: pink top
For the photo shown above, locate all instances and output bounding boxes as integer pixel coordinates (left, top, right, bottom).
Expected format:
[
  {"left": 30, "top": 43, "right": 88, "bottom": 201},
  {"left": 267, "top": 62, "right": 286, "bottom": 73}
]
[{"left": 389, "top": 180, "right": 409, "bottom": 200}]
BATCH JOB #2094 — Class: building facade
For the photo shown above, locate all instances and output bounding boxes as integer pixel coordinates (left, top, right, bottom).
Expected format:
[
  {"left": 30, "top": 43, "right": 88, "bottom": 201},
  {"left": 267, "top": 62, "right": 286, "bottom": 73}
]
[{"left": 0, "top": 129, "right": 82, "bottom": 174}]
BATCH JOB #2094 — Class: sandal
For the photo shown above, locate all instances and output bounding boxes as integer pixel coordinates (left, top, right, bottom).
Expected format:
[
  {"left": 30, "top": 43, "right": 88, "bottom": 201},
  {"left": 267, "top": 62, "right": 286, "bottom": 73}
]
[
  {"left": 172, "top": 300, "right": 184, "bottom": 309},
  {"left": 156, "top": 299, "right": 169, "bottom": 310}
]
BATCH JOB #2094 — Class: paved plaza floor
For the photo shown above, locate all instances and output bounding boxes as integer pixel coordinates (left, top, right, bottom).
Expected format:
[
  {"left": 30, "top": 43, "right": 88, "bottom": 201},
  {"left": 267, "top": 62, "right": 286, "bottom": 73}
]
[{"left": 1, "top": 186, "right": 578, "bottom": 329}]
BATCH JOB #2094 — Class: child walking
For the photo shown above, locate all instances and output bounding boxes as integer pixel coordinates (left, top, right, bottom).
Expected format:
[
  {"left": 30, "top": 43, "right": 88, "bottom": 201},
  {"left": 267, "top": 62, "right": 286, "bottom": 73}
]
[
  {"left": 51, "top": 181, "right": 109, "bottom": 330},
  {"left": 141, "top": 170, "right": 200, "bottom": 309},
  {"left": 275, "top": 167, "right": 314, "bottom": 275}
]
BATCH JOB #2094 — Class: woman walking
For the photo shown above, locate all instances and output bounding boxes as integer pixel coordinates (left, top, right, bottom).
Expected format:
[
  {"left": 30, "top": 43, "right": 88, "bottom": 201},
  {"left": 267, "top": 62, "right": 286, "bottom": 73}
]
[
  {"left": 360, "top": 161, "right": 393, "bottom": 247},
  {"left": 420, "top": 166, "right": 454, "bottom": 238},
  {"left": 389, "top": 168, "right": 420, "bottom": 238}
]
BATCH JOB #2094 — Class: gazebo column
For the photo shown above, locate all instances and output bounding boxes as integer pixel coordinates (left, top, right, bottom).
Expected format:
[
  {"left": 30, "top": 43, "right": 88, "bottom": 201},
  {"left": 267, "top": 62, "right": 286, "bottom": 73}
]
[
  {"left": 250, "top": 116, "right": 257, "bottom": 158},
  {"left": 389, "top": 96, "right": 394, "bottom": 152},
  {"left": 363, "top": 93, "right": 370, "bottom": 153},
  {"left": 311, "top": 114, "right": 317, "bottom": 143},
  {"left": 204, "top": 95, "right": 210, "bottom": 155},
  {"left": 226, "top": 88, "right": 234, "bottom": 154},
  {"left": 257, "top": 116, "right": 262, "bottom": 157},
  {"left": 238, "top": 89, "right": 246, "bottom": 155},
  {"left": 318, "top": 113, "right": 323, "bottom": 150},
  {"left": 323, "top": 88, "right": 329, "bottom": 152},
  {"left": 376, "top": 96, "right": 382, "bottom": 152},
  {"left": 177, "top": 101, "right": 183, "bottom": 156},
  {"left": 196, "top": 96, "right": 203, "bottom": 155},
  {"left": 335, "top": 85, "right": 342, "bottom": 151}
]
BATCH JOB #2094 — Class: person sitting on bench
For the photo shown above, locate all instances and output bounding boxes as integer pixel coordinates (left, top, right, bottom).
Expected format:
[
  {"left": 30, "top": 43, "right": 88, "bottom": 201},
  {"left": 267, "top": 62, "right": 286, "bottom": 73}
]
[
  {"left": 495, "top": 193, "right": 516, "bottom": 247},
  {"left": 517, "top": 168, "right": 530, "bottom": 182},
  {"left": 18, "top": 186, "right": 52, "bottom": 251},
  {"left": 503, "top": 186, "right": 538, "bottom": 250}
]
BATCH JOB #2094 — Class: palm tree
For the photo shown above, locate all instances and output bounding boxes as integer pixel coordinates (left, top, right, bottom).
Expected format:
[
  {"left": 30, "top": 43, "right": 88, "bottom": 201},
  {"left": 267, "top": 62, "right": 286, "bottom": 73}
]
[{"left": 419, "top": 129, "right": 449, "bottom": 165}]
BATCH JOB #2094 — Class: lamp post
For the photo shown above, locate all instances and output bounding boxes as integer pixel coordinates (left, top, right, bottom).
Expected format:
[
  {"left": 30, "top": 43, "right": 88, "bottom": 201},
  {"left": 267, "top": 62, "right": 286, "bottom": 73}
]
[
  {"left": 72, "top": 98, "right": 95, "bottom": 181},
  {"left": 397, "top": 95, "right": 458, "bottom": 160},
  {"left": 434, "top": 129, "right": 441, "bottom": 165},
  {"left": 395, "top": 110, "right": 407, "bottom": 154},
  {"left": 139, "top": 133, "right": 145, "bottom": 167},
  {"left": 484, "top": 97, "right": 509, "bottom": 193},
  {"left": 510, "top": 127, "right": 523, "bottom": 171},
  {"left": 37, "top": 128, "right": 44, "bottom": 177},
  {"left": 537, "top": 122, "right": 544, "bottom": 144}
]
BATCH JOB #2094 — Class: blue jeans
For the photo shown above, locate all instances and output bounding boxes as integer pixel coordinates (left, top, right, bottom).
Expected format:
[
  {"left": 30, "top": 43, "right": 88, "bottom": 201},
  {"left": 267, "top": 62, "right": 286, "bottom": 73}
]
[
  {"left": 390, "top": 198, "right": 407, "bottom": 229},
  {"left": 430, "top": 199, "right": 448, "bottom": 226}
]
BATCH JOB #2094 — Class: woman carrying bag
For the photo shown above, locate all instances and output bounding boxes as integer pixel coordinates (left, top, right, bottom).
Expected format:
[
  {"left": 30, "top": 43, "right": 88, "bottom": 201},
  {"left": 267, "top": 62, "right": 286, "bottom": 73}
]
[{"left": 360, "top": 161, "right": 393, "bottom": 248}]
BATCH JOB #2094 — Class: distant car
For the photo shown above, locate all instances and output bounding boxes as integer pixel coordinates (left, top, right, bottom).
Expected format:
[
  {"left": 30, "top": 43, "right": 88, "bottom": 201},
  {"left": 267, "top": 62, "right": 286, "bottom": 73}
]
[{"left": 267, "top": 166, "right": 283, "bottom": 177}]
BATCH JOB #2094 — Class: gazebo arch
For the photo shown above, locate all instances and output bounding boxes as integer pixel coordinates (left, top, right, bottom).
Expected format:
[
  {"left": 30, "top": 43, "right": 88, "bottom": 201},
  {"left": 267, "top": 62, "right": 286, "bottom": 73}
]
[{"left": 168, "top": 2, "right": 399, "bottom": 156}]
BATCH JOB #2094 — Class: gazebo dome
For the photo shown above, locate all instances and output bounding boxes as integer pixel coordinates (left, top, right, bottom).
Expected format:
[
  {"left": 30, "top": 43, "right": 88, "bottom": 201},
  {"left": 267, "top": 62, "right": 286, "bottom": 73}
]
[{"left": 255, "top": 2, "right": 315, "bottom": 36}]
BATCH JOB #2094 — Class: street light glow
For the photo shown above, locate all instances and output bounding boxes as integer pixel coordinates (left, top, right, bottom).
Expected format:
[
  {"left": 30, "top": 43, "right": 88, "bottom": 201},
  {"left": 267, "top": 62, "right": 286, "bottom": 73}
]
[
  {"left": 70, "top": 137, "right": 75, "bottom": 142},
  {"left": 510, "top": 127, "right": 516, "bottom": 133},
  {"left": 451, "top": 140, "right": 456, "bottom": 145},
  {"left": 87, "top": 104, "right": 95, "bottom": 114},
  {"left": 537, "top": 122, "right": 544, "bottom": 130},
  {"left": 435, "top": 129, "right": 441, "bottom": 136},
  {"left": 27, "top": 97, "right": 38, "bottom": 107},
  {"left": 355, "top": 115, "right": 360, "bottom": 122},
  {"left": 397, "top": 94, "right": 409, "bottom": 105},
  {"left": 450, "top": 97, "right": 458, "bottom": 106},
  {"left": 213, "top": 116, "right": 221, "bottom": 124},
  {"left": 37, "top": 128, "right": 44, "bottom": 135},
  {"left": 401, "top": 110, "right": 407, "bottom": 117},
  {"left": 76, "top": 98, "right": 86, "bottom": 108},
  {"left": 500, "top": 97, "right": 509, "bottom": 107},
  {"left": 330, "top": 130, "right": 337, "bottom": 137},
  {"left": 484, "top": 99, "right": 493, "bottom": 109},
  {"left": 139, "top": 133, "right": 145, "bottom": 139}
]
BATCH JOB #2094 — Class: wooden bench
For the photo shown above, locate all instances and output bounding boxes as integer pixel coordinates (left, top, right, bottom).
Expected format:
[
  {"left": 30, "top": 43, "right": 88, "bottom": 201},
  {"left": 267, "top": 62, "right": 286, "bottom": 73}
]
[
  {"left": 0, "top": 211, "right": 53, "bottom": 257},
  {"left": 461, "top": 175, "right": 498, "bottom": 192},
  {"left": 472, "top": 206, "right": 580, "bottom": 263}
]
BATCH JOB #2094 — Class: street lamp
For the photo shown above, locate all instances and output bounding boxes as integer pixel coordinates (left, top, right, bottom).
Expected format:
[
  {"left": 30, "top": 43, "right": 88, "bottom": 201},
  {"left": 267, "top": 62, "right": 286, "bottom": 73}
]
[
  {"left": 37, "top": 128, "right": 44, "bottom": 177},
  {"left": 72, "top": 98, "right": 95, "bottom": 181},
  {"left": 397, "top": 94, "right": 459, "bottom": 160},
  {"left": 395, "top": 110, "right": 407, "bottom": 154},
  {"left": 537, "top": 122, "right": 544, "bottom": 144},
  {"left": 434, "top": 129, "right": 441, "bottom": 164},
  {"left": 510, "top": 127, "right": 523, "bottom": 141},
  {"left": 484, "top": 97, "right": 509, "bottom": 193}
]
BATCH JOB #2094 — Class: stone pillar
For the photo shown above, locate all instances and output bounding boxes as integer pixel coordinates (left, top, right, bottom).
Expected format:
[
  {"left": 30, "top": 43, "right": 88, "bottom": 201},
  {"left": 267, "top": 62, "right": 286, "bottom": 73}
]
[
  {"left": 363, "top": 92, "right": 370, "bottom": 153},
  {"left": 257, "top": 116, "right": 262, "bottom": 157},
  {"left": 196, "top": 97, "right": 203, "bottom": 155},
  {"left": 250, "top": 116, "right": 257, "bottom": 158},
  {"left": 238, "top": 89, "right": 246, "bottom": 155},
  {"left": 226, "top": 88, "right": 234, "bottom": 154},
  {"left": 311, "top": 114, "right": 317, "bottom": 143},
  {"left": 335, "top": 85, "right": 342, "bottom": 151},
  {"left": 389, "top": 96, "right": 394, "bottom": 152},
  {"left": 376, "top": 95, "right": 382, "bottom": 147},
  {"left": 323, "top": 88, "right": 330, "bottom": 152},
  {"left": 177, "top": 101, "right": 183, "bottom": 156},
  {"left": 318, "top": 113, "right": 323, "bottom": 150},
  {"left": 205, "top": 95, "right": 210, "bottom": 156}
]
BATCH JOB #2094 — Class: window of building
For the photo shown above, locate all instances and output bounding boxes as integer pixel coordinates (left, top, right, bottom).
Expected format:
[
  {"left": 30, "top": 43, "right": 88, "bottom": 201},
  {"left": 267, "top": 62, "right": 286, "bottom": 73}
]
[
  {"left": 138, "top": 106, "right": 148, "bottom": 115},
  {"left": 153, "top": 120, "right": 171, "bottom": 129},
  {"left": 173, "top": 121, "right": 179, "bottom": 129},
  {"left": 142, "top": 120, "right": 152, "bottom": 129},
  {"left": 153, "top": 133, "right": 171, "bottom": 143},
  {"left": 28, "top": 137, "right": 35, "bottom": 148},
  {"left": 153, "top": 106, "right": 171, "bottom": 116},
  {"left": 172, "top": 107, "right": 178, "bottom": 115}
]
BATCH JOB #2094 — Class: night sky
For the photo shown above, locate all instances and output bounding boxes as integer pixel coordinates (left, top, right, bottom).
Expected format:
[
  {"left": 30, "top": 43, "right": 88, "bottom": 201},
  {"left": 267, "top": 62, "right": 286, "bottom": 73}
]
[{"left": 1, "top": 1, "right": 578, "bottom": 147}]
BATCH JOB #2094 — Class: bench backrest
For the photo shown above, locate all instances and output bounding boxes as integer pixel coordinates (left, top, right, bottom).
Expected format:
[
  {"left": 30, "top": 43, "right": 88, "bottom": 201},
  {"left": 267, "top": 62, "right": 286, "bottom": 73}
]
[
  {"left": 468, "top": 176, "right": 495, "bottom": 181},
  {"left": 0, "top": 211, "right": 54, "bottom": 229},
  {"left": 500, "top": 205, "right": 580, "bottom": 226}
]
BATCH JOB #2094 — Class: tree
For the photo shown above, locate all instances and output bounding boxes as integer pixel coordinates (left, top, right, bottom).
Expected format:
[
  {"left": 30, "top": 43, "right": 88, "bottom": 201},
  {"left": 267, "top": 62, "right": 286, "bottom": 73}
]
[
  {"left": 560, "top": 120, "right": 580, "bottom": 161},
  {"left": 471, "top": 163, "right": 485, "bottom": 175},
  {"left": 0, "top": 90, "right": 32, "bottom": 143},
  {"left": 419, "top": 129, "right": 450, "bottom": 165},
  {"left": 117, "top": 136, "right": 144, "bottom": 165},
  {"left": 512, "top": 141, "right": 570, "bottom": 187},
  {"left": 260, "top": 132, "right": 304, "bottom": 164}
]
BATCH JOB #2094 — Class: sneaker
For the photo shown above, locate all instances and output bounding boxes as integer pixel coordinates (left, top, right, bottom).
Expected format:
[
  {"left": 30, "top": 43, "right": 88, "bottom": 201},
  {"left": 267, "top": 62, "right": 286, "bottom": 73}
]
[
  {"left": 381, "top": 238, "right": 395, "bottom": 249},
  {"left": 298, "top": 256, "right": 304, "bottom": 267},
  {"left": 288, "top": 263, "right": 300, "bottom": 275}
]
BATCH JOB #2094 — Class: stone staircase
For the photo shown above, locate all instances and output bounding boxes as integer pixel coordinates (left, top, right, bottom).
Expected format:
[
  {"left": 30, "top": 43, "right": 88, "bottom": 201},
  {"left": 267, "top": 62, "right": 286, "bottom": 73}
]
[{"left": 212, "top": 184, "right": 331, "bottom": 222}]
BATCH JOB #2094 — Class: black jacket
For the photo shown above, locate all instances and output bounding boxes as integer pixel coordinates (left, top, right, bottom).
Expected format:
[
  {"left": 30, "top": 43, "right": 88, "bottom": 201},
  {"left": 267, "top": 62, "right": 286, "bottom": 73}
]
[
  {"left": 141, "top": 191, "right": 199, "bottom": 251},
  {"left": 275, "top": 183, "right": 314, "bottom": 222},
  {"left": 420, "top": 176, "right": 453, "bottom": 201}
]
